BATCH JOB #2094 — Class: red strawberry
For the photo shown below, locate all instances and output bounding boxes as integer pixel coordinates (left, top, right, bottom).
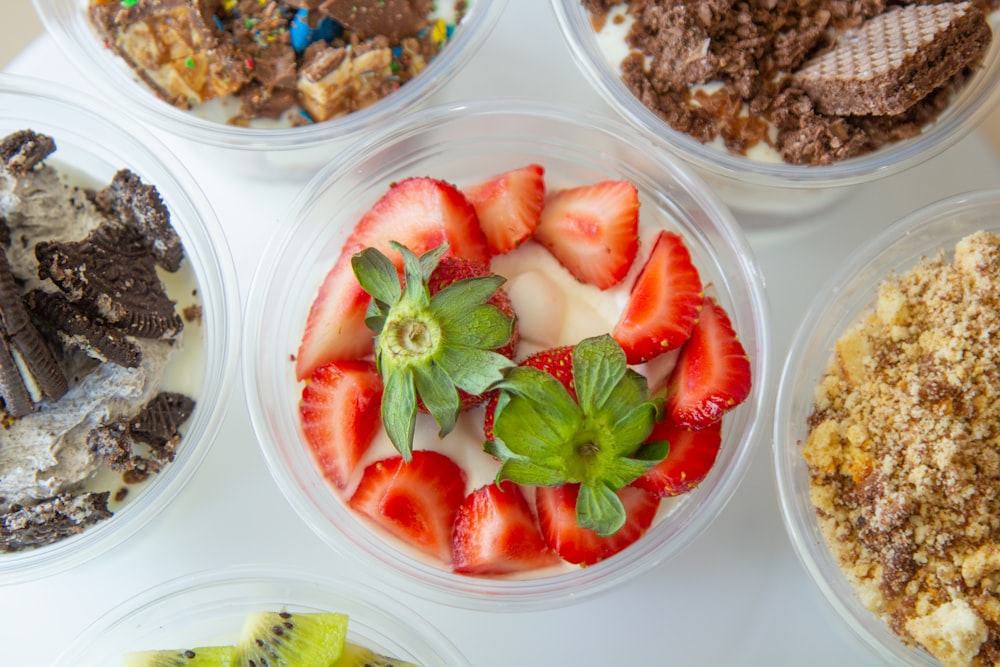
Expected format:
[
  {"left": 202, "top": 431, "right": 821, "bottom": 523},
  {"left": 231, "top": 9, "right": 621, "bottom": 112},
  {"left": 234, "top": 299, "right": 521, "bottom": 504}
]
[
  {"left": 463, "top": 164, "right": 545, "bottom": 255},
  {"left": 613, "top": 231, "right": 704, "bottom": 364},
  {"left": 483, "top": 345, "right": 575, "bottom": 440},
  {"left": 295, "top": 177, "right": 489, "bottom": 380},
  {"left": 533, "top": 180, "right": 639, "bottom": 290},
  {"left": 451, "top": 480, "right": 560, "bottom": 574},
  {"left": 633, "top": 415, "right": 722, "bottom": 497},
  {"left": 535, "top": 483, "right": 659, "bottom": 566},
  {"left": 349, "top": 450, "right": 467, "bottom": 563},
  {"left": 300, "top": 360, "right": 383, "bottom": 491},
  {"left": 665, "top": 297, "right": 751, "bottom": 429}
]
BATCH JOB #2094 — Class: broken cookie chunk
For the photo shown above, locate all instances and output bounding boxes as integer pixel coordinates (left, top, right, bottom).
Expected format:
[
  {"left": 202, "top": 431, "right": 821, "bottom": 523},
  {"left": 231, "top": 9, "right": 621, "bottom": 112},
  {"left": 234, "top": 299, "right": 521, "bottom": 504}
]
[{"left": 0, "top": 492, "right": 112, "bottom": 553}]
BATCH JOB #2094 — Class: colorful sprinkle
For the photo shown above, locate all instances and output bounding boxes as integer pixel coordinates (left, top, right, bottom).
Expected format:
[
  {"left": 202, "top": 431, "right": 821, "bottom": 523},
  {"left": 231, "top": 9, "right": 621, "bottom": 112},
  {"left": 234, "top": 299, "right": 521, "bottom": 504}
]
[
  {"left": 245, "top": 56, "right": 255, "bottom": 69},
  {"left": 223, "top": 0, "right": 237, "bottom": 10},
  {"left": 184, "top": 57, "right": 195, "bottom": 68},
  {"left": 299, "top": 109, "right": 315, "bottom": 123},
  {"left": 431, "top": 18, "right": 447, "bottom": 43},
  {"left": 120, "top": 0, "right": 138, "bottom": 6},
  {"left": 213, "top": 16, "right": 225, "bottom": 31}
]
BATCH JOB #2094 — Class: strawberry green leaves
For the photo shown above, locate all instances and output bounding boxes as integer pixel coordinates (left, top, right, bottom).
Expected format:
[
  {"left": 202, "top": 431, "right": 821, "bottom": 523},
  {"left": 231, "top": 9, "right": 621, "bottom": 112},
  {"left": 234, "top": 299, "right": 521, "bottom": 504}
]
[
  {"left": 352, "top": 242, "right": 515, "bottom": 461},
  {"left": 485, "top": 335, "right": 667, "bottom": 537}
]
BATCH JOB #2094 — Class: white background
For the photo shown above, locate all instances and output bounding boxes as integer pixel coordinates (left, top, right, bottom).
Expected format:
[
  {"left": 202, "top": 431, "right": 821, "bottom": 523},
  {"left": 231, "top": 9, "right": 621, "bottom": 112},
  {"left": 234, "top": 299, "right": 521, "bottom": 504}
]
[{"left": 5, "top": 1, "right": 1000, "bottom": 665}]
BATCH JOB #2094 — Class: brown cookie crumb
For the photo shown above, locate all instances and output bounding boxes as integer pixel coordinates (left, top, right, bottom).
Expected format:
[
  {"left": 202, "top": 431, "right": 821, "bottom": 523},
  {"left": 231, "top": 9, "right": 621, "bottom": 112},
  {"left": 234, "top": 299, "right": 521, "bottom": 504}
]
[{"left": 803, "top": 231, "right": 1000, "bottom": 666}]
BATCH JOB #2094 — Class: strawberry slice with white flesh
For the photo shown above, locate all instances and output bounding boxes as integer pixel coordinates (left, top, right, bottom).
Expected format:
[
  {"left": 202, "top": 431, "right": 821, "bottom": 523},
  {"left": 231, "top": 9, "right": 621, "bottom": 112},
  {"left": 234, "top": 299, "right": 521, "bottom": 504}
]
[
  {"left": 633, "top": 415, "right": 722, "bottom": 497},
  {"left": 613, "top": 230, "right": 704, "bottom": 364},
  {"left": 295, "top": 177, "right": 489, "bottom": 380},
  {"left": 451, "top": 480, "right": 559, "bottom": 574},
  {"left": 665, "top": 297, "right": 751, "bottom": 429},
  {"left": 299, "top": 360, "right": 383, "bottom": 492},
  {"left": 349, "top": 450, "right": 467, "bottom": 564},
  {"left": 533, "top": 180, "right": 640, "bottom": 290},
  {"left": 535, "top": 483, "right": 659, "bottom": 566},
  {"left": 463, "top": 164, "right": 546, "bottom": 255}
]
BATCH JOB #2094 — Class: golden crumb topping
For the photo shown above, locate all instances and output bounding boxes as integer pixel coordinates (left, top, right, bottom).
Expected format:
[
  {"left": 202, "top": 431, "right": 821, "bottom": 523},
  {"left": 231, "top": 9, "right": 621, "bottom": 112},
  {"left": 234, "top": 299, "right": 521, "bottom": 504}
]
[{"left": 804, "top": 231, "right": 1000, "bottom": 667}]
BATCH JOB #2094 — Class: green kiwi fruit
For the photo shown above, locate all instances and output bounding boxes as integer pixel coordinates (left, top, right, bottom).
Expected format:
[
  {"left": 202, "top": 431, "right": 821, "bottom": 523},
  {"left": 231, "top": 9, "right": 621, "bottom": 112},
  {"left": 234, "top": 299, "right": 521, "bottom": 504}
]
[
  {"left": 331, "top": 641, "right": 419, "bottom": 667},
  {"left": 121, "top": 645, "right": 234, "bottom": 666},
  {"left": 232, "top": 610, "right": 349, "bottom": 667}
]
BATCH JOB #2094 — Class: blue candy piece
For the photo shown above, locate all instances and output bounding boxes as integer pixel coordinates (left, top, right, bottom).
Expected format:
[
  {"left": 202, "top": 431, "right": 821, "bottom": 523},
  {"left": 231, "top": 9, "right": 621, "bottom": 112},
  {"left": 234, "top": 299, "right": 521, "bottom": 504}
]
[
  {"left": 312, "top": 17, "right": 342, "bottom": 44},
  {"left": 290, "top": 9, "right": 343, "bottom": 53},
  {"left": 290, "top": 9, "right": 311, "bottom": 52}
]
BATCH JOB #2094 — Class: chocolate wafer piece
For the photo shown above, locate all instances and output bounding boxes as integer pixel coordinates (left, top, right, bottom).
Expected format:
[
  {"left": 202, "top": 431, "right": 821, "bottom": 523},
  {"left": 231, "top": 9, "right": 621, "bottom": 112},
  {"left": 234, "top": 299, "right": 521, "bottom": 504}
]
[
  {"left": 794, "top": 2, "right": 991, "bottom": 116},
  {"left": 93, "top": 169, "right": 184, "bottom": 273},
  {"left": 0, "top": 130, "right": 56, "bottom": 177},
  {"left": 0, "top": 331, "right": 33, "bottom": 418},
  {"left": 24, "top": 289, "right": 143, "bottom": 368},
  {"left": 0, "top": 492, "right": 112, "bottom": 553},
  {"left": 35, "top": 221, "right": 183, "bottom": 339}
]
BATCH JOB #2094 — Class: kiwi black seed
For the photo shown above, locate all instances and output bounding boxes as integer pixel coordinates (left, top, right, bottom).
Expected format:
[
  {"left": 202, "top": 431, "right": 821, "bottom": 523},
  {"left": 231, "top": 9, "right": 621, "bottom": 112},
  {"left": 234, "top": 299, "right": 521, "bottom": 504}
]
[
  {"left": 121, "top": 645, "right": 234, "bottom": 666},
  {"left": 232, "top": 610, "right": 349, "bottom": 667}
]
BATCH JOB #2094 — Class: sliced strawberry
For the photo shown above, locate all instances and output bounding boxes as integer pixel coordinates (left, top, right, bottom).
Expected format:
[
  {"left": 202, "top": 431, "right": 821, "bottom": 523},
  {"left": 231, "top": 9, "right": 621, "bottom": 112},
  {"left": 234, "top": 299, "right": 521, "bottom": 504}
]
[
  {"left": 346, "top": 177, "right": 489, "bottom": 263},
  {"left": 535, "top": 483, "right": 659, "bottom": 566},
  {"left": 349, "top": 450, "right": 467, "bottom": 563},
  {"left": 665, "top": 297, "right": 751, "bottom": 429},
  {"left": 451, "top": 480, "right": 560, "bottom": 574},
  {"left": 634, "top": 415, "right": 722, "bottom": 497},
  {"left": 483, "top": 345, "right": 575, "bottom": 440},
  {"left": 295, "top": 177, "right": 489, "bottom": 380},
  {"left": 463, "top": 164, "right": 545, "bottom": 255},
  {"left": 299, "top": 360, "right": 383, "bottom": 491},
  {"left": 533, "top": 180, "right": 639, "bottom": 290},
  {"left": 612, "top": 230, "right": 704, "bottom": 364},
  {"left": 295, "top": 254, "right": 372, "bottom": 380}
]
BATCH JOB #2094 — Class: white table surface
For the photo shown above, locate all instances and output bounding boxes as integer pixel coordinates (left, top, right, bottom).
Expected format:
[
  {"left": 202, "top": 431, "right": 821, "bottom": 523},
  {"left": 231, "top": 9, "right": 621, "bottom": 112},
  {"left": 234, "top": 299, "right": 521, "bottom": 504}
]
[{"left": 5, "top": 2, "right": 1000, "bottom": 665}]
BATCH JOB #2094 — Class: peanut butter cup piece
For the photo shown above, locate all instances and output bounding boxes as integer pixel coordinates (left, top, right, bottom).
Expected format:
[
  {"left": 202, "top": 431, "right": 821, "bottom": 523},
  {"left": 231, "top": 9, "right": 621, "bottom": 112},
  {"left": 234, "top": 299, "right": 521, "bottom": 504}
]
[
  {"left": 794, "top": 2, "right": 991, "bottom": 116},
  {"left": 318, "top": 0, "right": 432, "bottom": 42}
]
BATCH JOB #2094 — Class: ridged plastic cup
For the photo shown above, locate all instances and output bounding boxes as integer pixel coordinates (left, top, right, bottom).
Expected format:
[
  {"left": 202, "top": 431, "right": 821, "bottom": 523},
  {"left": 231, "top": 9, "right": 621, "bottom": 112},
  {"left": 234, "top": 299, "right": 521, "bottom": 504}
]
[{"left": 244, "top": 99, "right": 772, "bottom": 610}]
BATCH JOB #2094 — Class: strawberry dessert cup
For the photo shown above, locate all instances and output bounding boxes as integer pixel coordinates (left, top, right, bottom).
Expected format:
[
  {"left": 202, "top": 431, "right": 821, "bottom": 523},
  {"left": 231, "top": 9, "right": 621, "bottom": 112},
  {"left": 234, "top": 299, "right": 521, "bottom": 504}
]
[{"left": 244, "top": 100, "right": 772, "bottom": 609}]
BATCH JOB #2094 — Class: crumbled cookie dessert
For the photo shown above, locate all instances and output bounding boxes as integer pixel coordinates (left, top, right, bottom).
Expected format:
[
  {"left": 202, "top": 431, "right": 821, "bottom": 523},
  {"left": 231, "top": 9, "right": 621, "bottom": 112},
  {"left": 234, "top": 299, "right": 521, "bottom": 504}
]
[
  {"left": 88, "top": 0, "right": 468, "bottom": 125},
  {"left": 803, "top": 231, "right": 1000, "bottom": 666},
  {"left": 582, "top": 0, "right": 998, "bottom": 166},
  {"left": 0, "top": 130, "right": 198, "bottom": 554}
]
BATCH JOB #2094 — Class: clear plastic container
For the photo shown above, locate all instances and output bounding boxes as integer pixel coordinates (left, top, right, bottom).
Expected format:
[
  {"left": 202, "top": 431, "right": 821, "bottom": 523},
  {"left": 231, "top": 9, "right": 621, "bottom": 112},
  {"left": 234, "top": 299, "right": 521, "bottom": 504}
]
[
  {"left": 32, "top": 0, "right": 507, "bottom": 180},
  {"left": 243, "top": 99, "right": 773, "bottom": 610},
  {"left": 51, "top": 565, "right": 470, "bottom": 666},
  {"left": 550, "top": 0, "right": 1000, "bottom": 226},
  {"left": 774, "top": 189, "right": 1000, "bottom": 665},
  {"left": 0, "top": 74, "right": 240, "bottom": 584}
]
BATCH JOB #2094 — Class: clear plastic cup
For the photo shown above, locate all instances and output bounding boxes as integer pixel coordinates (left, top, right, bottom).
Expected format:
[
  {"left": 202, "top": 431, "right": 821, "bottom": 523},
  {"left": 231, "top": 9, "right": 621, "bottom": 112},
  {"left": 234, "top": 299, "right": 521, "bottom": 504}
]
[
  {"left": 550, "top": 0, "right": 1000, "bottom": 226},
  {"left": 0, "top": 74, "right": 240, "bottom": 584},
  {"left": 32, "top": 0, "right": 507, "bottom": 180},
  {"left": 775, "top": 189, "right": 1000, "bottom": 664},
  {"left": 51, "top": 565, "right": 470, "bottom": 666},
  {"left": 243, "top": 99, "right": 773, "bottom": 610}
]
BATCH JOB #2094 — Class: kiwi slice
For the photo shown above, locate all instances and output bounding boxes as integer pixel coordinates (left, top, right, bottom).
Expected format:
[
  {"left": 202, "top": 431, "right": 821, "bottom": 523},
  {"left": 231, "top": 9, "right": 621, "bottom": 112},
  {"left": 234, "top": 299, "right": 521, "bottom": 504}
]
[
  {"left": 232, "top": 610, "right": 348, "bottom": 667},
  {"left": 121, "top": 645, "right": 234, "bottom": 666},
  {"left": 331, "top": 641, "right": 419, "bottom": 667}
]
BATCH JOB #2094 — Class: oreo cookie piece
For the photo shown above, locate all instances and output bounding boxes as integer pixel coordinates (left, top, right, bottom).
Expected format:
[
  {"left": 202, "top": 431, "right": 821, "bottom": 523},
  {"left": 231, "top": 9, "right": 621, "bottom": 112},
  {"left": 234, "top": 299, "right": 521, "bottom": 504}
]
[
  {"left": 0, "top": 331, "right": 33, "bottom": 418},
  {"left": 0, "top": 129, "right": 56, "bottom": 177},
  {"left": 0, "top": 248, "right": 68, "bottom": 406},
  {"left": 794, "top": 2, "right": 991, "bottom": 116},
  {"left": 24, "top": 289, "right": 143, "bottom": 368},
  {"left": 35, "top": 221, "right": 183, "bottom": 339},
  {"left": 93, "top": 169, "right": 184, "bottom": 273},
  {"left": 88, "top": 391, "right": 195, "bottom": 474},
  {"left": 0, "top": 492, "right": 112, "bottom": 553}
]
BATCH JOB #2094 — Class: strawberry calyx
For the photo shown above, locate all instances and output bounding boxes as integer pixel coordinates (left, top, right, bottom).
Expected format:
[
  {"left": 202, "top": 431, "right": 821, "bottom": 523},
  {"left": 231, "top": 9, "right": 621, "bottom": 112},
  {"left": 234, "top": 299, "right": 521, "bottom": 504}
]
[
  {"left": 484, "top": 334, "right": 667, "bottom": 537},
  {"left": 352, "top": 241, "right": 516, "bottom": 460}
]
